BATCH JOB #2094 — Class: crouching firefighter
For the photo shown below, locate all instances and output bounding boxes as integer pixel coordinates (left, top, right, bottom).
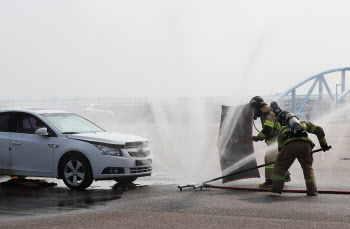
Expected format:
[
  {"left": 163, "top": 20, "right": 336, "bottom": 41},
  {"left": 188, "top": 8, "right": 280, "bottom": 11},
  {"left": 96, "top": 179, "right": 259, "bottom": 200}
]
[
  {"left": 272, "top": 112, "right": 331, "bottom": 196},
  {"left": 249, "top": 96, "right": 291, "bottom": 188}
]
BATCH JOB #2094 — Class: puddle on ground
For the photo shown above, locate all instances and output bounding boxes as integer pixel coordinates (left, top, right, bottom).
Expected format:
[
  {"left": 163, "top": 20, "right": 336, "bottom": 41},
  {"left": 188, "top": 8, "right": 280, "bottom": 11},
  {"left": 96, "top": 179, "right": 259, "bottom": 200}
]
[{"left": 0, "top": 177, "right": 145, "bottom": 217}]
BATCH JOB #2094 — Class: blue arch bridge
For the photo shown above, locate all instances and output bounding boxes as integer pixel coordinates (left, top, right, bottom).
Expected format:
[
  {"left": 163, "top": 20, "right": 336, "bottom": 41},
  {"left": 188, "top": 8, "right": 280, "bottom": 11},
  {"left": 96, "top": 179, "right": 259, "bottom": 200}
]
[{"left": 271, "top": 67, "right": 350, "bottom": 118}]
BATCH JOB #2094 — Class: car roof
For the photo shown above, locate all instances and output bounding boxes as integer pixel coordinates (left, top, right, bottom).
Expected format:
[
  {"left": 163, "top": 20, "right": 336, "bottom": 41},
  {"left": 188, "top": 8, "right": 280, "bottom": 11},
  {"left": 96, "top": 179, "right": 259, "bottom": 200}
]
[{"left": 0, "top": 109, "right": 71, "bottom": 116}]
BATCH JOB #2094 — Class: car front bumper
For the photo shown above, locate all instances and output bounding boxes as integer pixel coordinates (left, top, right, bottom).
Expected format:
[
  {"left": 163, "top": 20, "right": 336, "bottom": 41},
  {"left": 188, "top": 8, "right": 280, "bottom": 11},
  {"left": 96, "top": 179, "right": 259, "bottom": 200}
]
[{"left": 92, "top": 150, "right": 153, "bottom": 180}]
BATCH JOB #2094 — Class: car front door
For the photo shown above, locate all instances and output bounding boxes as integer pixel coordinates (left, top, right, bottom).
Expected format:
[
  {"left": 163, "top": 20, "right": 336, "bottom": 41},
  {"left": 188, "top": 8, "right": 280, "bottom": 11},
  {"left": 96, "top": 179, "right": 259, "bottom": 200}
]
[
  {"left": 0, "top": 112, "right": 12, "bottom": 171},
  {"left": 10, "top": 112, "right": 55, "bottom": 175}
]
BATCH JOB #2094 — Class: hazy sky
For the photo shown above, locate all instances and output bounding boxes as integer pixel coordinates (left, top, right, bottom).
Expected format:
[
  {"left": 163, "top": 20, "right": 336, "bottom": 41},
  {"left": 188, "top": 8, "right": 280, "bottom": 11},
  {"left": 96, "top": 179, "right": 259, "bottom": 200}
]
[{"left": 1, "top": 0, "right": 350, "bottom": 99}]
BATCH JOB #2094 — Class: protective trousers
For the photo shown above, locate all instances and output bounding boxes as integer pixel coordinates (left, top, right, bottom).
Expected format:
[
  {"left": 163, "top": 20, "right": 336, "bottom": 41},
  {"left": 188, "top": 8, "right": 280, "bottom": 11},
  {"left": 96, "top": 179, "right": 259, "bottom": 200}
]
[
  {"left": 265, "top": 143, "right": 290, "bottom": 180},
  {"left": 272, "top": 141, "right": 317, "bottom": 195}
]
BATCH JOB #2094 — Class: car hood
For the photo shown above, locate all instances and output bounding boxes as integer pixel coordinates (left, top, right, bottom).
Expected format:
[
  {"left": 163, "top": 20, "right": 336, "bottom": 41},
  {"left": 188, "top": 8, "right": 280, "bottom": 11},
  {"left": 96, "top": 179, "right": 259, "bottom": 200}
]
[{"left": 66, "top": 132, "right": 147, "bottom": 145}]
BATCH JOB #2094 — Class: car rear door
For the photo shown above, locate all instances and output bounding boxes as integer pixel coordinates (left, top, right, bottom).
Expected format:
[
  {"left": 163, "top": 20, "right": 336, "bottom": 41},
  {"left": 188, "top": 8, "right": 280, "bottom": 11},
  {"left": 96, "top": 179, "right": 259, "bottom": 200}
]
[
  {"left": 10, "top": 112, "right": 55, "bottom": 175},
  {"left": 0, "top": 112, "right": 12, "bottom": 170}
]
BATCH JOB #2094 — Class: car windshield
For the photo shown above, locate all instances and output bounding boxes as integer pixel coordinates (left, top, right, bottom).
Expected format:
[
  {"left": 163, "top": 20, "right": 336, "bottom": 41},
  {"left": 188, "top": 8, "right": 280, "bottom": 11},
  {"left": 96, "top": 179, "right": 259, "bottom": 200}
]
[{"left": 41, "top": 113, "right": 104, "bottom": 134}]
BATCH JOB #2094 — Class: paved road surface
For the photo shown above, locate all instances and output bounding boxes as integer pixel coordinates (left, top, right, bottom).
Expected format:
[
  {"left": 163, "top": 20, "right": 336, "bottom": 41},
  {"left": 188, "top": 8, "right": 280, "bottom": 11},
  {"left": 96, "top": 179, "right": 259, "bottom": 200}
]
[{"left": 1, "top": 164, "right": 350, "bottom": 229}]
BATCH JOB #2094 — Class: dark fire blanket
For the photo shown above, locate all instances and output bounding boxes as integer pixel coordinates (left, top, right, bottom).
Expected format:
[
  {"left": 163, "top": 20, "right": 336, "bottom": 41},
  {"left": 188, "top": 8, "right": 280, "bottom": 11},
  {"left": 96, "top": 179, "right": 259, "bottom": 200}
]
[{"left": 217, "top": 104, "right": 260, "bottom": 183}]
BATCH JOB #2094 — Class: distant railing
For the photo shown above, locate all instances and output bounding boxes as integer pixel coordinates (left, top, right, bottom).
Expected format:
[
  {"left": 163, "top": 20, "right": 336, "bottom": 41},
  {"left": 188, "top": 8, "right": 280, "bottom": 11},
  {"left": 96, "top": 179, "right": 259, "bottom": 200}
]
[{"left": 274, "top": 67, "right": 350, "bottom": 114}]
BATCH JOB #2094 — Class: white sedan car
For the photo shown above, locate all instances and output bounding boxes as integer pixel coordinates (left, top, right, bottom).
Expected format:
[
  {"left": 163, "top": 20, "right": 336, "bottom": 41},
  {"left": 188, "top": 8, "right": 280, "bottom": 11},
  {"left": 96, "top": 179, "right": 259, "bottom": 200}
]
[{"left": 0, "top": 109, "right": 152, "bottom": 189}]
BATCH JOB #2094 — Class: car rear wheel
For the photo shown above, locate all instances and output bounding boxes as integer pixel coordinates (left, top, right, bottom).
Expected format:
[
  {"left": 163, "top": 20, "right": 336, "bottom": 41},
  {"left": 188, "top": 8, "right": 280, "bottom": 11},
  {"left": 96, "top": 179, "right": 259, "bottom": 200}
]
[
  {"left": 115, "top": 177, "right": 137, "bottom": 184},
  {"left": 61, "top": 154, "right": 93, "bottom": 190}
]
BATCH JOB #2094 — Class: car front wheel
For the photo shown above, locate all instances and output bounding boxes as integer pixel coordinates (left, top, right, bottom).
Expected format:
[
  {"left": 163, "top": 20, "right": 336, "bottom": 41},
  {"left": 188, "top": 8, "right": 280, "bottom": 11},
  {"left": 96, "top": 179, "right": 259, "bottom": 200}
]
[{"left": 61, "top": 154, "right": 93, "bottom": 190}]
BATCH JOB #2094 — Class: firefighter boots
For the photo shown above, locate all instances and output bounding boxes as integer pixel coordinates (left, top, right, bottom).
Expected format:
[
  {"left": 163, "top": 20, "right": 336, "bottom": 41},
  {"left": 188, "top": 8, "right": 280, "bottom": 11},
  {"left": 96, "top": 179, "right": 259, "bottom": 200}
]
[
  {"left": 285, "top": 174, "right": 291, "bottom": 182},
  {"left": 259, "top": 179, "right": 273, "bottom": 188}
]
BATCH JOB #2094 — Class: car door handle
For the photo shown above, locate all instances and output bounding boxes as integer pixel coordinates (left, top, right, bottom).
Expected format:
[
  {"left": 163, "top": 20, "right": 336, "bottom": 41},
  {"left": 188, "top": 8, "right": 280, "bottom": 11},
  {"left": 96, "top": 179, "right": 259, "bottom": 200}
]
[{"left": 11, "top": 141, "right": 21, "bottom": 145}]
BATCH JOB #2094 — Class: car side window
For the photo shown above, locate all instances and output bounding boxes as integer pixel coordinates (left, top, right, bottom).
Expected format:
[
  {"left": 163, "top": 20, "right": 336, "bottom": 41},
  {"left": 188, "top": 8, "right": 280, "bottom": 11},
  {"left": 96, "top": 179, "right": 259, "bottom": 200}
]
[
  {"left": 18, "top": 114, "right": 46, "bottom": 134},
  {"left": 0, "top": 113, "right": 11, "bottom": 132}
]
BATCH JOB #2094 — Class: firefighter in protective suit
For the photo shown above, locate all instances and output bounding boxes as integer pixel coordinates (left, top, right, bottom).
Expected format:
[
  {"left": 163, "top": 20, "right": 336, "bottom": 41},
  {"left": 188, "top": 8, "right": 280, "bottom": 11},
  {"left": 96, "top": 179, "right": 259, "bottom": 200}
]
[
  {"left": 249, "top": 96, "right": 291, "bottom": 188},
  {"left": 272, "top": 112, "right": 330, "bottom": 196}
]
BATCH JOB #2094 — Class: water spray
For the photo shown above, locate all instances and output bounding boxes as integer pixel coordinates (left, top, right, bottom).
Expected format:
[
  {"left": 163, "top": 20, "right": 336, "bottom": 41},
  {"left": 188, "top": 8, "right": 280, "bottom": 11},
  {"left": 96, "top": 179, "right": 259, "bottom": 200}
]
[{"left": 178, "top": 146, "right": 332, "bottom": 191}]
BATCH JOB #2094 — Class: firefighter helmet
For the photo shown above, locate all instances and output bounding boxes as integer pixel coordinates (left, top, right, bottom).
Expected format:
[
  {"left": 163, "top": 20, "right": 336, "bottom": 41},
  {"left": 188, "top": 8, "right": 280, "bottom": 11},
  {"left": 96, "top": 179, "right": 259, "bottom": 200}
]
[
  {"left": 249, "top": 96, "right": 265, "bottom": 109},
  {"left": 276, "top": 110, "right": 288, "bottom": 125},
  {"left": 270, "top": 101, "right": 282, "bottom": 116}
]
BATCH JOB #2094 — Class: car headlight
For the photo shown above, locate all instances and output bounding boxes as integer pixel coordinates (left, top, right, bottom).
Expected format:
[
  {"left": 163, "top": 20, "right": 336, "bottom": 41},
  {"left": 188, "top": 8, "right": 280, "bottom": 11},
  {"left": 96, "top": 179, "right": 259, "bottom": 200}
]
[{"left": 94, "top": 144, "right": 123, "bottom": 157}]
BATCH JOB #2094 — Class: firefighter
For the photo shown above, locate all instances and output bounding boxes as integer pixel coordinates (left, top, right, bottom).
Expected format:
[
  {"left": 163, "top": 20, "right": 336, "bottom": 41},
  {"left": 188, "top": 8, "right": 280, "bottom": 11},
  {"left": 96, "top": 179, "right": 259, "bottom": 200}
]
[
  {"left": 249, "top": 96, "right": 290, "bottom": 188},
  {"left": 272, "top": 112, "right": 330, "bottom": 196}
]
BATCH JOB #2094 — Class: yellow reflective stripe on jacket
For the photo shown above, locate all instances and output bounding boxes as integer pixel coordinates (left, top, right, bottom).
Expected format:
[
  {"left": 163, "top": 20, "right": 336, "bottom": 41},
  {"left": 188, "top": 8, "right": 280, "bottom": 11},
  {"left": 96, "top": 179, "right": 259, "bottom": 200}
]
[
  {"left": 281, "top": 128, "right": 289, "bottom": 138},
  {"left": 310, "top": 124, "right": 317, "bottom": 134},
  {"left": 278, "top": 142, "right": 284, "bottom": 149},
  {"left": 319, "top": 137, "right": 327, "bottom": 144},
  {"left": 305, "top": 178, "right": 316, "bottom": 183},
  {"left": 274, "top": 122, "right": 281, "bottom": 131},
  {"left": 265, "top": 164, "right": 274, "bottom": 169},
  {"left": 259, "top": 132, "right": 267, "bottom": 138},
  {"left": 264, "top": 120, "right": 274, "bottom": 128},
  {"left": 272, "top": 175, "right": 285, "bottom": 181},
  {"left": 301, "top": 123, "right": 307, "bottom": 130}
]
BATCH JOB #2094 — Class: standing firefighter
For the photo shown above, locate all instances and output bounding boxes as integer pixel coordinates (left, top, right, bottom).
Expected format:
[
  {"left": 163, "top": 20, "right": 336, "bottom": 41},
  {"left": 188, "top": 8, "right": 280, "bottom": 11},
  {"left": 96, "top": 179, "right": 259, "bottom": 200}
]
[
  {"left": 249, "top": 96, "right": 290, "bottom": 188},
  {"left": 272, "top": 112, "right": 330, "bottom": 196}
]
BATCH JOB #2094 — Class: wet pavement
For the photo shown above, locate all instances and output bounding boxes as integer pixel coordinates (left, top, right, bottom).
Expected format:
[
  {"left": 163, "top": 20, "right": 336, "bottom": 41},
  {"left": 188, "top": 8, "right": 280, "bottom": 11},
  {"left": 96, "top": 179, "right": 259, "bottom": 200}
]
[
  {"left": 0, "top": 148, "right": 350, "bottom": 228},
  {"left": 0, "top": 172, "right": 183, "bottom": 221},
  {"left": 0, "top": 176, "right": 138, "bottom": 219},
  {"left": 1, "top": 178, "right": 350, "bottom": 229}
]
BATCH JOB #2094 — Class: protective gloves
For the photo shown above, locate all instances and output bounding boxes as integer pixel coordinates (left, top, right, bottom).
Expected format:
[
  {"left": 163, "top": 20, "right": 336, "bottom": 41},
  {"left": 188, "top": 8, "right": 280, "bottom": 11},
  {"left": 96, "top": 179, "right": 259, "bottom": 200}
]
[
  {"left": 252, "top": 136, "right": 260, "bottom": 142},
  {"left": 321, "top": 144, "right": 330, "bottom": 152}
]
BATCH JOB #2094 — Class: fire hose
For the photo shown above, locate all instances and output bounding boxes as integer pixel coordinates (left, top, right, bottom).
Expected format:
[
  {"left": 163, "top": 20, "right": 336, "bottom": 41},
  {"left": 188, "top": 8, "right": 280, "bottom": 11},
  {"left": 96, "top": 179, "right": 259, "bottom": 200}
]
[{"left": 178, "top": 146, "right": 346, "bottom": 195}]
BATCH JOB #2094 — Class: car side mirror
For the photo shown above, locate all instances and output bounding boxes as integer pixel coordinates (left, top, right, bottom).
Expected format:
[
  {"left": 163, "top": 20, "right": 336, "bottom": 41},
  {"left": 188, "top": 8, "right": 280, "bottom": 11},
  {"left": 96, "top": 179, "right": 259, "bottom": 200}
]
[{"left": 35, "top": 127, "right": 48, "bottom": 136}]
